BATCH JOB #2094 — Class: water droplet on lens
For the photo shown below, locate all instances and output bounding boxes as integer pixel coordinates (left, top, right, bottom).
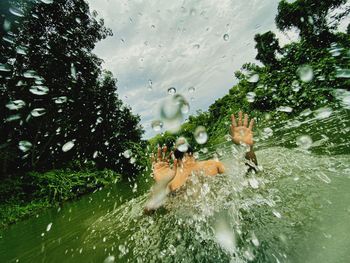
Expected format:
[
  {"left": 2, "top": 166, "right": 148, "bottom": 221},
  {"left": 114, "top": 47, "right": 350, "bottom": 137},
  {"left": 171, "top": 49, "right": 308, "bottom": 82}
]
[
  {"left": 46, "top": 222, "right": 52, "bottom": 232},
  {"left": 214, "top": 215, "right": 236, "bottom": 253},
  {"left": 6, "top": 100, "right": 26, "bottom": 110},
  {"left": 248, "top": 177, "right": 259, "bottom": 189},
  {"left": 251, "top": 232, "right": 260, "bottom": 247},
  {"left": 188, "top": 86, "right": 195, "bottom": 93},
  {"left": 175, "top": 137, "right": 189, "bottom": 152},
  {"left": 291, "top": 80, "right": 300, "bottom": 92},
  {"left": 317, "top": 172, "right": 331, "bottom": 184},
  {"left": 147, "top": 79, "right": 153, "bottom": 90},
  {"left": 3, "top": 19, "right": 11, "bottom": 32},
  {"left": 223, "top": 34, "right": 229, "bottom": 41},
  {"left": 168, "top": 244, "right": 176, "bottom": 255},
  {"left": 103, "top": 255, "right": 115, "bottom": 263},
  {"left": 296, "top": 135, "right": 313, "bottom": 150},
  {"left": 194, "top": 126, "right": 208, "bottom": 144},
  {"left": 151, "top": 120, "right": 163, "bottom": 131},
  {"left": 297, "top": 65, "right": 314, "bottom": 82},
  {"left": 180, "top": 102, "right": 190, "bottom": 114},
  {"left": 29, "top": 86, "right": 49, "bottom": 96},
  {"left": 160, "top": 94, "right": 188, "bottom": 133},
  {"left": 314, "top": 107, "right": 332, "bottom": 119},
  {"left": 62, "top": 141, "right": 75, "bottom": 152},
  {"left": 201, "top": 147, "right": 208, "bottom": 154},
  {"left": 276, "top": 106, "right": 293, "bottom": 113},
  {"left": 16, "top": 46, "right": 28, "bottom": 55},
  {"left": 246, "top": 92, "right": 256, "bottom": 102},
  {"left": 262, "top": 127, "right": 273, "bottom": 138},
  {"left": 96, "top": 117, "right": 103, "bottom": 124},
  {"left": 19, "top": 141, "right": 32, "bottom": 152},
  {"left": 168, "top": 87, "right": 176, "bottom": 95},
  {"left": 328, "top": 43, "right": 343, "bottom": 57},
  {"left": 0, "top": 63, "right": 11, "bottom": 72},
  {"left": 224, "top": 134, "right": 232, "bottom": 141},
  {"left": 41, "top": 0, "right": 53, "bottom": 4},
  {"left": 123, "top": 149, "right": 132, "bottom": 158},
  {"left": 193, "top": 44, "right": 200, "bottom": 49},
  {"left": 335, "top": 68, "right": 350, "bottom": 78},
  {"left": 272, "top": 210, "right": 282, "bottom": 218},
  {"left": 31, "top": 108, "right": 46, "bottom": 117},
  {"left": 5, "top": 114, "right": 21, "bottom": 122},
  {"left": 70, "top": 63, "right": 77, "bottom": 80},
  {"left": 247, "top": 74, "right": 259, "bottom": 83},
  {"left": 23, "top": 70, "right": 37, "bottom": 78},
  {"left": 54, "top": 96, "right": 67, "bottom": 104},
  {"left": 9, "top": 7, "right": 24, "bottom": 17}
]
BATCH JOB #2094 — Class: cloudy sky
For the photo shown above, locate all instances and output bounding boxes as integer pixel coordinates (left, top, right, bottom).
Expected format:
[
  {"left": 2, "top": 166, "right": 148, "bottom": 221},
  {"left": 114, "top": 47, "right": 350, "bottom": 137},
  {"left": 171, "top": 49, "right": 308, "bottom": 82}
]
[{"left": 86, "top": 0, "right": 297, "bottom": 138}]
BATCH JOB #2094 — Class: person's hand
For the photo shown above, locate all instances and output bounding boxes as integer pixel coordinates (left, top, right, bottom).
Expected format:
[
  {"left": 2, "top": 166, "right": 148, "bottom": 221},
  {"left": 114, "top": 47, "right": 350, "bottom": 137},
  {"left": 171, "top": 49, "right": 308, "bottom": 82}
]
[
  {"left": 230, "top": 111, "right": 254, "bottom": 146},
  {"left": 145, "top": 146, "right": 178, "bottom": 214},
  {"left": 151, "top": 146, "right": 178, "bottom": 184}
]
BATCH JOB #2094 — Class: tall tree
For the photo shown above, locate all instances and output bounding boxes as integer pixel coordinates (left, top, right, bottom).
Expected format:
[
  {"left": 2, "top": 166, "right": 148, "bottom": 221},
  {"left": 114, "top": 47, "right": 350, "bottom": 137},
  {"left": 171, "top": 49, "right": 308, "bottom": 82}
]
[
  {"left": 0, "top": 0, "right": 143, "bottom": 176},
  {"left": 275, "top": 0, "right": 348, "bottom": 46},
  {"left": 254, "top": 31, "right": 281, "bottom": 68}
]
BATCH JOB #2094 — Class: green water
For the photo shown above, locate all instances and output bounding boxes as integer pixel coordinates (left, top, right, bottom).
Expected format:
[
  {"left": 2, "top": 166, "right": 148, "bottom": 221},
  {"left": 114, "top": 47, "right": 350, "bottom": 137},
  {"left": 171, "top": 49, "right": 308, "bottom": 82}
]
[{"left": 1, "top": 107, "right": 350, "bottom": 263}]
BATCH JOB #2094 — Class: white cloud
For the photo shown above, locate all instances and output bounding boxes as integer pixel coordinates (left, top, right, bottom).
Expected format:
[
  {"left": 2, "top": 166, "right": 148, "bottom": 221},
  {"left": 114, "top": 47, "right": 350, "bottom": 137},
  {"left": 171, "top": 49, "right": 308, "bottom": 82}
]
[{"left": 87, "top": 0, "right": 283, "bottom": 138}]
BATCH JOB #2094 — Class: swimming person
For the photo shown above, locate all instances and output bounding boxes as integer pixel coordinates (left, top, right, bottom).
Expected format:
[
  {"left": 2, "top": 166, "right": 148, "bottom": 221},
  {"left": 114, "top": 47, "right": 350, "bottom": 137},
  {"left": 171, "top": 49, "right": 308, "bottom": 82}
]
[{"left": 144, "top": 111, "right": 257, "bottom": 212}]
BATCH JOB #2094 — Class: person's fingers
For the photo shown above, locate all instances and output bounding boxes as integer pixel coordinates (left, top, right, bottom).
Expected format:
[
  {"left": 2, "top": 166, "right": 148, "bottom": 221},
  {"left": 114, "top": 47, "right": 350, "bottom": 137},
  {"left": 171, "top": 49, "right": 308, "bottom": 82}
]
[
  {"left": 167, "top": 151, "right": 173, "bottom": 162},
  {"left": 238, "top": 111, "right": 242, "bottom": 126},
  {"left": 248, "top": 119, "right": 254, "bottom": 130},
  {"left": 231, "top": 114, "right": 237, "bottom": 127},
  {"left": 230, "top": 124, "right": 235, "bottom": 136},
  {"left": 162, "top": 145, "right": 167, "bottom": 160},
  {"left": 243, "top": 114, "right": 248, "bottom": 127},
  {"left": 157, "top": 147, "right": 162, "bottom": 161}
]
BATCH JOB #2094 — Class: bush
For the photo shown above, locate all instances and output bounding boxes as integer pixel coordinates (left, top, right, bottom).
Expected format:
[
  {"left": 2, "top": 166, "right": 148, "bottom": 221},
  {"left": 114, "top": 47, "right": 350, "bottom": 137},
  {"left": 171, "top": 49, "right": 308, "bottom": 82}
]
[{"left": 0, "top": 167, "right": 121, "bottom": 228}]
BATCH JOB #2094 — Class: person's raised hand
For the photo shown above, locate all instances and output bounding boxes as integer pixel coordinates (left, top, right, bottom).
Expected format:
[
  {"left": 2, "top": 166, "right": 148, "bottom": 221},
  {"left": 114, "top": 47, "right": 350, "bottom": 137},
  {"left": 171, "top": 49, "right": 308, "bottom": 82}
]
[
  {"left": 230, "top": 111, "right": 254, "bottom": 146},
  {"left": 151, "top": 146, "right": 178, "bottom": 183}
]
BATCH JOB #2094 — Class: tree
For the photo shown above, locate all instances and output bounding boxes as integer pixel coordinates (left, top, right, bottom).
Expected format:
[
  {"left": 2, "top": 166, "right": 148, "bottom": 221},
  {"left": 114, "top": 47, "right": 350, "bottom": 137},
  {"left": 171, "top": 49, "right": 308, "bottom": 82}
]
[
  {"left": 254, "top": 31, "right": 281, "bottom": 68},
  {"left": 275, "top": 0, "right": 347, "bottom": 46},
  {"left": 0, "top": 0, "right": 143, "bottom": 177}
]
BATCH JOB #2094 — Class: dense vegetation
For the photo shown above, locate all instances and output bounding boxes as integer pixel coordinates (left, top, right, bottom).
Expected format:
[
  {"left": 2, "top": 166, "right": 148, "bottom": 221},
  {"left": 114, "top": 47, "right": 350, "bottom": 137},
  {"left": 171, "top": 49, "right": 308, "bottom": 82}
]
[
  {"left": 150, "top": 0, "right": 350, "bottom": 150},
  {"left": 0, "top": 0, "right": 146, "bottom": 227}
]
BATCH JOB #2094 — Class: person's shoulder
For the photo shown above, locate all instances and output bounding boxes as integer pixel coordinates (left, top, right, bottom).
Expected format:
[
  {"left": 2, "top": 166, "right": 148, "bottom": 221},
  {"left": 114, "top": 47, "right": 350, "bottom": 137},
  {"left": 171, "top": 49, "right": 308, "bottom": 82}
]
[
  {"left": 197, "top": 159, "right": 225, "bottom": 174},
  {"left": 198, "top": 159, "right": 223, "bottom": 167}
]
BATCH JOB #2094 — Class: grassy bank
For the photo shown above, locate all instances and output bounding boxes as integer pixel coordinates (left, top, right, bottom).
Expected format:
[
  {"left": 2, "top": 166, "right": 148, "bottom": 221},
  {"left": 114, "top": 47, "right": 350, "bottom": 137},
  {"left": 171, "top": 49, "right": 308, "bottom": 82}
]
[{"left": 0, "top": 167, "right": 121, "bottom": 229}]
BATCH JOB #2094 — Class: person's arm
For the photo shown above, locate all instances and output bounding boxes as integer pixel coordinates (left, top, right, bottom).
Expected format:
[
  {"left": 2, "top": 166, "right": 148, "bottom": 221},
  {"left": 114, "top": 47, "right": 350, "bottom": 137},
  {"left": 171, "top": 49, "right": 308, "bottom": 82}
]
[
  {"left": 144, "top": 146, "right": 177, "bottom": 214},
  {"left": 230, "top": 111, "right": 258, "bottom": 172}
]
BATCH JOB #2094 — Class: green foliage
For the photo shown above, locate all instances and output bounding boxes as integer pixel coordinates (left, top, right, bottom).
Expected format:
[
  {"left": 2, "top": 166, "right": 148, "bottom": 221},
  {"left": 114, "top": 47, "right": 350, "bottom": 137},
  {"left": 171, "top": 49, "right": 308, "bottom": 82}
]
[
  {"left": 0, "top": 0, "right": 143, "bottom": 177},
  {"left": 275, "top": 0, "right": 347, "bottom": 46},
  {"left": 149, "top": 0, "right": 350, "bottom": 150},
  {"left": 0, "top": 167, "right": 120, "bottom": 227},
  {"left": 254, "top": 31, "right": 281, "bottom": 68},
  {"left": 28, "top": 169, "right": 120, "bottom": 203}
]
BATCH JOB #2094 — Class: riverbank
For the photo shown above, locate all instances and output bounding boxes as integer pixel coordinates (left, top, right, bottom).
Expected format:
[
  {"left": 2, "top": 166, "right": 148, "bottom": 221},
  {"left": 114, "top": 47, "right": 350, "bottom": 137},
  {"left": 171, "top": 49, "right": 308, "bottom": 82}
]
[{"left": 0, "top": 168, "right": 121, "bottom": 229}]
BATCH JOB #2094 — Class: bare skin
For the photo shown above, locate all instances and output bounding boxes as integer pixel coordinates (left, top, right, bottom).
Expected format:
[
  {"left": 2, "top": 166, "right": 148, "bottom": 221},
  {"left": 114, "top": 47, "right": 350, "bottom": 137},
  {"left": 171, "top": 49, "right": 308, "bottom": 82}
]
[{"left": 151, "top": 112, "right": 257, "bottom": 192}]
